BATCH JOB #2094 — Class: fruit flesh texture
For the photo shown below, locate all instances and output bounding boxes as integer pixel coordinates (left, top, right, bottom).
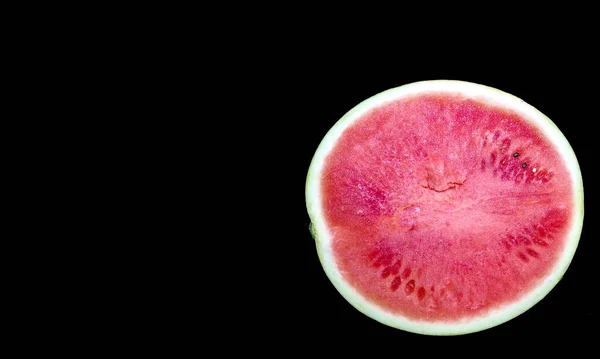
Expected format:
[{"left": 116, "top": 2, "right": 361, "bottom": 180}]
[{"left": 322, "top": 94, "right": 573, "bottom": 322}]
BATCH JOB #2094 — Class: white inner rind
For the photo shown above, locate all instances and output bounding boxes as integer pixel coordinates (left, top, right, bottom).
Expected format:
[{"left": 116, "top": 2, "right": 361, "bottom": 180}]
[{"left": 305, "top": 80, "right": 584, "bottom": 336}]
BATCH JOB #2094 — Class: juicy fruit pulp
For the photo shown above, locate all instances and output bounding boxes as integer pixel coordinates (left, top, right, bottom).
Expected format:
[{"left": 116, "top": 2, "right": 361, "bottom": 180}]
[
  {"left": 306, "top": 81, "right": 583, "bottom": 335},
  {"left": 324, "top": 93, "right": 571, "bottom": 321}
]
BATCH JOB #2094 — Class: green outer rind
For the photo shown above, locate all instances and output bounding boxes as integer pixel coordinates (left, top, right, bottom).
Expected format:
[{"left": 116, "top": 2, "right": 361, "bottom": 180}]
[{"left": 305, "top": 80, "right": 584, "bottom": 336}]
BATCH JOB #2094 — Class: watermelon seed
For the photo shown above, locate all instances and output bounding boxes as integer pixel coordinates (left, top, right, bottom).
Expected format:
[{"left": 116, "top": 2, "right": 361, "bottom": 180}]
[
  {"left": 405, "top": 280, "right": 416, "bottom": 295},
  {"left": 513, "top": 152, "right": 519, "bottom": 157},
  {"left": 390, "top": 276, "right": 402, "bottom": 291},
  {"left": 522, "top": 162, "right": 527, "bottom": 168},
  {"left": 417, "top": 287, "right": 426, "bottom": 301}
]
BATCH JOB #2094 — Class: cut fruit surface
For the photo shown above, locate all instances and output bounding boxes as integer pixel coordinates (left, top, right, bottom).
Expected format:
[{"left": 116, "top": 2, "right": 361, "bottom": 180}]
[{"left": 305, "top": 80, "right": 584, "bottom": 335}]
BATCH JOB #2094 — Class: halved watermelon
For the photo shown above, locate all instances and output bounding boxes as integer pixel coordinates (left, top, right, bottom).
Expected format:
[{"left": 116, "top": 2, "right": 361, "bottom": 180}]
[{"left": 305, "top": 80, "right": 584, "bottom": 335}]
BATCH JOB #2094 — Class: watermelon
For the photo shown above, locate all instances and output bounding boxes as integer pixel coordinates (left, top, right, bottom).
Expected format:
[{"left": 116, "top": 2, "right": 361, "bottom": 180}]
[{"left": 305, "top": 80, "right": 584, "bottom": 335}]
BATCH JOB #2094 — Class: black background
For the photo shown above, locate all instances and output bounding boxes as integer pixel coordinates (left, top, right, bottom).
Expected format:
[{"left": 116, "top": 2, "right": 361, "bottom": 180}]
[{"left": 271, "top": 57, "right": 596, "bottom": 345}]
